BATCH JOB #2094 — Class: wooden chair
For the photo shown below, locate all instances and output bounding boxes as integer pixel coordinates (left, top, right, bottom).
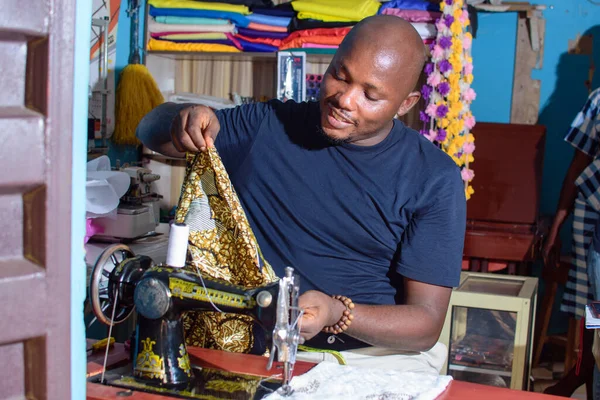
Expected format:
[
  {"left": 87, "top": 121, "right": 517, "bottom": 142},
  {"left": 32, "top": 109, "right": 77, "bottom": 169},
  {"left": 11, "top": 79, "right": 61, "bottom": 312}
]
[{"left": 532, "top": 256, "right": 579, "bottom": 373}]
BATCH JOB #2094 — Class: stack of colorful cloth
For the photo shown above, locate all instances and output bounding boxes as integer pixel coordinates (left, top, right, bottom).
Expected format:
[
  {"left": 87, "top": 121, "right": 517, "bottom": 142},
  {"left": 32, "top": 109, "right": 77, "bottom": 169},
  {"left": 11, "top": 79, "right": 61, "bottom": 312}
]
[
  {"left": 235, "top": 5, "right": 295, "bottom": 52},
  {"left": 147, "top": 0, "right": 295, "bottom": 53},
  {"left": 377, "top": 0, "right": 441, "bottom": 43},
  {"left": 145, "top": 0, "right": 439, "bottom": 54},
  {"left": 148, "top": 0, "right": 246, "bottom": 52},
  {"left": 282, "top": 0, "right": 379, "bottom": 53}
]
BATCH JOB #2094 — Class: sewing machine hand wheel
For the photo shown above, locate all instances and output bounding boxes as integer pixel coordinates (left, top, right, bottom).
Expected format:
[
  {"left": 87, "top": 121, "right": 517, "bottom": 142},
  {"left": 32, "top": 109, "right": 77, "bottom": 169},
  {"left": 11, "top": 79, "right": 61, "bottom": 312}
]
[{"left": 89, "top": 244, "right": 136, "bottom": 325}]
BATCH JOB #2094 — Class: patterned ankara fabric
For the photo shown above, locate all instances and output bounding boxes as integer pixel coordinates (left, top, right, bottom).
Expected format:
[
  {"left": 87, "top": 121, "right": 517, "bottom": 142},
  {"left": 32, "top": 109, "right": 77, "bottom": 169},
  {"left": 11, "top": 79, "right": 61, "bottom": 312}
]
[{"left": 174, "top": 147, "right": 277, "bottom": 353}]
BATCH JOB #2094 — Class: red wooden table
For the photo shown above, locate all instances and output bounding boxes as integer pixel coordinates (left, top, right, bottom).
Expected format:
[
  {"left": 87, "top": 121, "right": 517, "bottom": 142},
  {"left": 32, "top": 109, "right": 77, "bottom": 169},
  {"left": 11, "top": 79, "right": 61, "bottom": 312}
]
[{"left": 86, "top": 342, "right": 561, "bottom": 400}]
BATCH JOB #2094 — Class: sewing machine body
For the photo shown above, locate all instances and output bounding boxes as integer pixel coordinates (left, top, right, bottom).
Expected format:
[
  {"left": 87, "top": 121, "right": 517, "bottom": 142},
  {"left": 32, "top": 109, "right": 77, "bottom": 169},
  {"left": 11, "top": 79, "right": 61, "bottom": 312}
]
[
  {"left": 127, "top": 264, "right": 281, "bottom": 388},
  {"left": 89, "top": 243, "right": 301, "bottom": 397}
]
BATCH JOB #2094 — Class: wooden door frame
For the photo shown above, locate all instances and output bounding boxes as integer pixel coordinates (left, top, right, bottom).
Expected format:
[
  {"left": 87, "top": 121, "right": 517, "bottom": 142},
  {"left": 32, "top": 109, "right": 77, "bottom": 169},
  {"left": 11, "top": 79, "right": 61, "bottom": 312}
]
[{"left": 0, "top": 0, "right": 77, "bottom": 398}]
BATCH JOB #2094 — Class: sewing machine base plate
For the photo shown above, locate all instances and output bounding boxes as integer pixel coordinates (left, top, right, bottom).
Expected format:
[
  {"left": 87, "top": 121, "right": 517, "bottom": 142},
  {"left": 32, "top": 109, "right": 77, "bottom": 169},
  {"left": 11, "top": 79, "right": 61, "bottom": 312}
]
[{"left": 92, "top": 366, "right": 282, "bottom": 399}]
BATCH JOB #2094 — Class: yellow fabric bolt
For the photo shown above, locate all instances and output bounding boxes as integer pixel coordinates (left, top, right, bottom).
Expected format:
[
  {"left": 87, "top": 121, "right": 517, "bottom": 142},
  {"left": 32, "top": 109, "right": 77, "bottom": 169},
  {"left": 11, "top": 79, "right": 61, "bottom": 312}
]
[
  {"left": 148, "top": 0, "right": 251, "bottom": 14},
  {"left": 147, "top": 38, "right": 240, "bottom": 53},
  {"left": 291, "top": 0, "right": 380, "bottom": 22}
]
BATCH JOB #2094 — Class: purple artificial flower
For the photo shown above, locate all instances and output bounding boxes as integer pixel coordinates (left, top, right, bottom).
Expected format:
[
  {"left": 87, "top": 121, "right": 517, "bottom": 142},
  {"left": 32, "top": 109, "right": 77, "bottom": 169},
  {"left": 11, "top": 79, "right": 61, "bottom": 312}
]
[
  {"left": 436, "top": 128, "right": 448, "bottom": 142},
  {"left": 445, "top": 0, "right": 453, "bottom": 4},
  {"left": 438, "top": 59, "right": 452, "bottom": 74},
  {"left": 444, "top": 15, "right": 454, "bottom": 28},
  {"left": 420, "top": 129, "right": 429, "bottom": 136},
  {"left": 437, "top": 81, "right": 450, "bottom": 96},
  {"left": 436, "top": 104, "right": 449, "bottom": 118},
  {"left": 419, "top": 111, "right": 430, "bottom": 123},
  {"left": 421, "top": 84, "right": 432, "bottom": 100},
  {"left": 424, "top": 62, "right": 434, "bottom": 75},
  {"left": 439, "top": 36, "right": 453, "bottom": 49}
]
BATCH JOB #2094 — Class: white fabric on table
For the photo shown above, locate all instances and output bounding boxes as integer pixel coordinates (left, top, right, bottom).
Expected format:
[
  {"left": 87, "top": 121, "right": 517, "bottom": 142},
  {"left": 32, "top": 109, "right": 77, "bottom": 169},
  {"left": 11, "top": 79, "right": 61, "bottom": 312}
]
[{"left": 263, "top": 361, "right": 452, "bottom": 400}]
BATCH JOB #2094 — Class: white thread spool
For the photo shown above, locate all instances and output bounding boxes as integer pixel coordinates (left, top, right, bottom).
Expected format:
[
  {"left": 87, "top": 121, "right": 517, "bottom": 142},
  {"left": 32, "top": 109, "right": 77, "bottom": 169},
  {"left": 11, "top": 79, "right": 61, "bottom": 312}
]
[{"left": 166, "top": 223, "right": 189, "bottom": 268}]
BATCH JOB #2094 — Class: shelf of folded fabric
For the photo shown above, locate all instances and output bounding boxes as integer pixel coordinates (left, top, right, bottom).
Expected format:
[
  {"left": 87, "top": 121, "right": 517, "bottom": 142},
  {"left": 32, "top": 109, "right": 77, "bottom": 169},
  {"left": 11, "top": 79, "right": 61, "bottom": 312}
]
[
  {"left": 143, "top": 0, "right": 439, "bottom": 66},
  {"left": 146, "top": 49, "right": 336, "bottom": 62}
]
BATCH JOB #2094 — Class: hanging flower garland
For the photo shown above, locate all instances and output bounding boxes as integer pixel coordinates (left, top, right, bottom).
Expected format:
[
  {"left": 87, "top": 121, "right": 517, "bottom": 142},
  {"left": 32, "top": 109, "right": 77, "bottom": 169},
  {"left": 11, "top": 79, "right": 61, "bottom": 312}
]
[{"left": 419, "top": 0, "right": 476, "bottom": 200}]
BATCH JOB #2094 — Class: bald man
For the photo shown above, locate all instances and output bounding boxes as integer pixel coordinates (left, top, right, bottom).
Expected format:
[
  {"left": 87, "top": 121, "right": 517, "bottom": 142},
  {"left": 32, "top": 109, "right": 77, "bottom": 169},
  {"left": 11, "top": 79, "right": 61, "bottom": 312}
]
[{"left": 137, "top": 15, "right": 466, "bottom": 374}]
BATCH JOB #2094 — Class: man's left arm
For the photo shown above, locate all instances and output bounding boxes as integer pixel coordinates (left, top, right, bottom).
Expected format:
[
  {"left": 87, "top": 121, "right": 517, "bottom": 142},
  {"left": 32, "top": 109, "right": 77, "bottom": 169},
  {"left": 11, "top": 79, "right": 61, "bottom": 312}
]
[
  {"left": 300, "top": 279, "right": 451, "bottom": 351},
  {"left": 299, "top": 166, "right": 466, "bottom": 351}
]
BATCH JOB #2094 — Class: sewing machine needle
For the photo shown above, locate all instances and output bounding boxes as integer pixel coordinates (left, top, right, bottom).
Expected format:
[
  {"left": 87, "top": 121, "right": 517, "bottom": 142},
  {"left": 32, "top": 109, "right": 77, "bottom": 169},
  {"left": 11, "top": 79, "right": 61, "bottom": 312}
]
[{"left": 282, "top": 362, "right": 292, "bottom": 394}]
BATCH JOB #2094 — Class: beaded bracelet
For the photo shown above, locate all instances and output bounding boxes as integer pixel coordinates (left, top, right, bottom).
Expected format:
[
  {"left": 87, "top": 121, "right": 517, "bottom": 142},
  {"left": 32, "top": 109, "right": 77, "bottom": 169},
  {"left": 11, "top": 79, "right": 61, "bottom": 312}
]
[{"left": 322, "top": 295, "right": 355, "bottom": 334}]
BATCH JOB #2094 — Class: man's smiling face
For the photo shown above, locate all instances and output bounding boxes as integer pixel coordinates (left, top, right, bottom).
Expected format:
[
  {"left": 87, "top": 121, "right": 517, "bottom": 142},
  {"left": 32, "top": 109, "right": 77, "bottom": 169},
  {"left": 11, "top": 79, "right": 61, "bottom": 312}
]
[{"left": 318, "top": 16, "right": 426, "bottom": 147}]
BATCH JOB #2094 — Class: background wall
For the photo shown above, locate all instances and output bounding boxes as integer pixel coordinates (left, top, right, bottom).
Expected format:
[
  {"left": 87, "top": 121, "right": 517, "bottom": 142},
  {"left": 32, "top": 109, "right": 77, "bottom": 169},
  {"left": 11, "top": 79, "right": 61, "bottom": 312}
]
[
  {"left": 470, "top": 12, "right": 518, "bottom": 123},
  {"left": 462, "top": 1, "right": 600, "bottom": 333},
  {"left": 112, "top": 1, "right": 600, "bottom": 334},
  {"left": 471, "top": 1, "right": 600, "bottom": 221}
]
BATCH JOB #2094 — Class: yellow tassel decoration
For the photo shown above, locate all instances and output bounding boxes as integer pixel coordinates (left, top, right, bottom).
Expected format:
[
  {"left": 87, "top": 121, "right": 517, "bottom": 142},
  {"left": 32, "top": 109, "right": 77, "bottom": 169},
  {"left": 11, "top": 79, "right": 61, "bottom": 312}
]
[{"left": 112, "top": 64, "right": 164, "bottom": 146}]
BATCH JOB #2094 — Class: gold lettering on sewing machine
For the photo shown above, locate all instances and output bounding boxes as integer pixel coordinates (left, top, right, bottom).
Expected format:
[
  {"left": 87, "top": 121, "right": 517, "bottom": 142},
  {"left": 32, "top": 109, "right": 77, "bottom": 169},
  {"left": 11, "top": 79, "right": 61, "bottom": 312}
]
[
  {"left": 169, "top": 277, "right": 255, "bottom": 309},
  {"left": 135, "top": 338, "right": 166, "bottom": 382}
]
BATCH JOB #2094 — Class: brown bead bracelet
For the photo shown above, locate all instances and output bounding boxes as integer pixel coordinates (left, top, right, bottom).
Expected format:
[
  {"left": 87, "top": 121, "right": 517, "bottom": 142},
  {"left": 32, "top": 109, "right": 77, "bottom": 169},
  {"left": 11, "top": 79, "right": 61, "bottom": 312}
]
[{"left": 322, "top": 295, "right": 355, "bottom": 334}]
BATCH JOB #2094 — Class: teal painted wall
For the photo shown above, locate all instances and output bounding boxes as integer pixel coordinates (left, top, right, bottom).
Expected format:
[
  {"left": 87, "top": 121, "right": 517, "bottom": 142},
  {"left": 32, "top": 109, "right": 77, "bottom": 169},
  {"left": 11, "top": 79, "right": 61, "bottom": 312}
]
[
  {"left": 535, "top": 3, "right": 600, "bottom": 218},
  {"left": 470, "top": 12, "right": 518, "bottom": 124},
  {"left": 470, "top": 2, "right": 600, "bottom": 247},
  {"left": 72, "top": 0, "right": 92, "bottom": 398},
  {"left": 469, "top": 2, "right": 600, "bottom": 333}
]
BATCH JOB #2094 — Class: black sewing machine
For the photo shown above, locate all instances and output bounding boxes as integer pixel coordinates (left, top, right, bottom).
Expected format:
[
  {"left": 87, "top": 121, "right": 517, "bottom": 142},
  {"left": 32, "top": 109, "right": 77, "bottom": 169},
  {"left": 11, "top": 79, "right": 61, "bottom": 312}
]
[{"left": 88, "top": 223, "right": 302, "bottom": 399}]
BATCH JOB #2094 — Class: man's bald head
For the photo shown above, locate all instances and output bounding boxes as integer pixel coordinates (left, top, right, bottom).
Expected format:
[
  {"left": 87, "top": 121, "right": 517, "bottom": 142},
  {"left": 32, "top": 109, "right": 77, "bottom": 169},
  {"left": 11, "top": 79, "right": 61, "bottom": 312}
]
[
  {"left": 337, "top": 15, "right": 427, "bottom": 93},
  {"left": 317, "top": 15, "right": 427, "bottom": 146}
]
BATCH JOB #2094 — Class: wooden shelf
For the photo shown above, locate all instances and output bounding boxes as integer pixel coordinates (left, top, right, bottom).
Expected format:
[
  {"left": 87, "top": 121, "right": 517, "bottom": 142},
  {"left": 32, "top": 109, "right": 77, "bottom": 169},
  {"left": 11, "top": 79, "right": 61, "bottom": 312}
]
[
  {"left": 473, "top": 2, "right": 546, "bottom": 13},
  {"left": 146, "top": 51, "right": 335, "bottom": 63}
]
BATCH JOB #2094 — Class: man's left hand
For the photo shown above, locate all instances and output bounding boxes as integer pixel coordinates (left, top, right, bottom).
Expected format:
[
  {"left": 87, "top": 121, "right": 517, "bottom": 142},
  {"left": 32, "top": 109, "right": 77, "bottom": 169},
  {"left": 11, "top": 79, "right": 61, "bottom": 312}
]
[{"left": 298, "top": 290, "right": 346, "bottom": 340}]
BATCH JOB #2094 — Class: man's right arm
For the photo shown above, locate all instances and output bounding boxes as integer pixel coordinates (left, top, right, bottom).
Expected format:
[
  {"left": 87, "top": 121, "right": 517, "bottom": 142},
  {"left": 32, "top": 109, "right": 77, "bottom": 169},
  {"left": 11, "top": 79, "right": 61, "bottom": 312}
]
[
  {"left": 136, "top": 101, "right": 273, "bottom": 165},
  {"left": 136, "top": 102, "right": 195, "bottom": 158}
]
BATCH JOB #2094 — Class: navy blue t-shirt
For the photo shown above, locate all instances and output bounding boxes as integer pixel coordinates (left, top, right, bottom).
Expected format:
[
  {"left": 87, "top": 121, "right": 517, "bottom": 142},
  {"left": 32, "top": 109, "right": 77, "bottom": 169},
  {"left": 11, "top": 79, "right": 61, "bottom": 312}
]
[{"left": 213, "top": 99, "right": 466, "bottom": 306}]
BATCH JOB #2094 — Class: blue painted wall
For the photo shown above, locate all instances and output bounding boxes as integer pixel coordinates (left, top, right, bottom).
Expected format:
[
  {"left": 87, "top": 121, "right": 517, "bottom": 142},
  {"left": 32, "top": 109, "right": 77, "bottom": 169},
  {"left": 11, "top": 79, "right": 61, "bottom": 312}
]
[
  {"left": 469, "top": 2, "right": 600, "bottom": 334},
  {"left": 470, "top": 12, "right": 518, "bottom": 124},
  {"left": 536, "top": 3, "right": 600, "bottom": 219},
  {"left": 471, "top": 2, "right": 600, "bottom": 219},
  {"left": 72, "top": 0, "right": 92, "bottom": 398}
]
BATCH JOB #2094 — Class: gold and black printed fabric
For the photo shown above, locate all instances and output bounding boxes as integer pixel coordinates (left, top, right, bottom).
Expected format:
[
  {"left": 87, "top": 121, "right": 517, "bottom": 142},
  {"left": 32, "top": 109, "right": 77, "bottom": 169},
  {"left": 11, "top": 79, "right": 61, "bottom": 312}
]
[{"left": 175, "top": 147, "right": 277, "bottom": 354}]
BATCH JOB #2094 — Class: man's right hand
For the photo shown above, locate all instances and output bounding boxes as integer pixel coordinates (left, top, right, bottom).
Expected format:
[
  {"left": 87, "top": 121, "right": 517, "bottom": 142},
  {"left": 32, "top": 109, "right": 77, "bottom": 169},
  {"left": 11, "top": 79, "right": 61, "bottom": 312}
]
[{"left": 171, "top": 105, "right": 220, "bottom": 153}]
